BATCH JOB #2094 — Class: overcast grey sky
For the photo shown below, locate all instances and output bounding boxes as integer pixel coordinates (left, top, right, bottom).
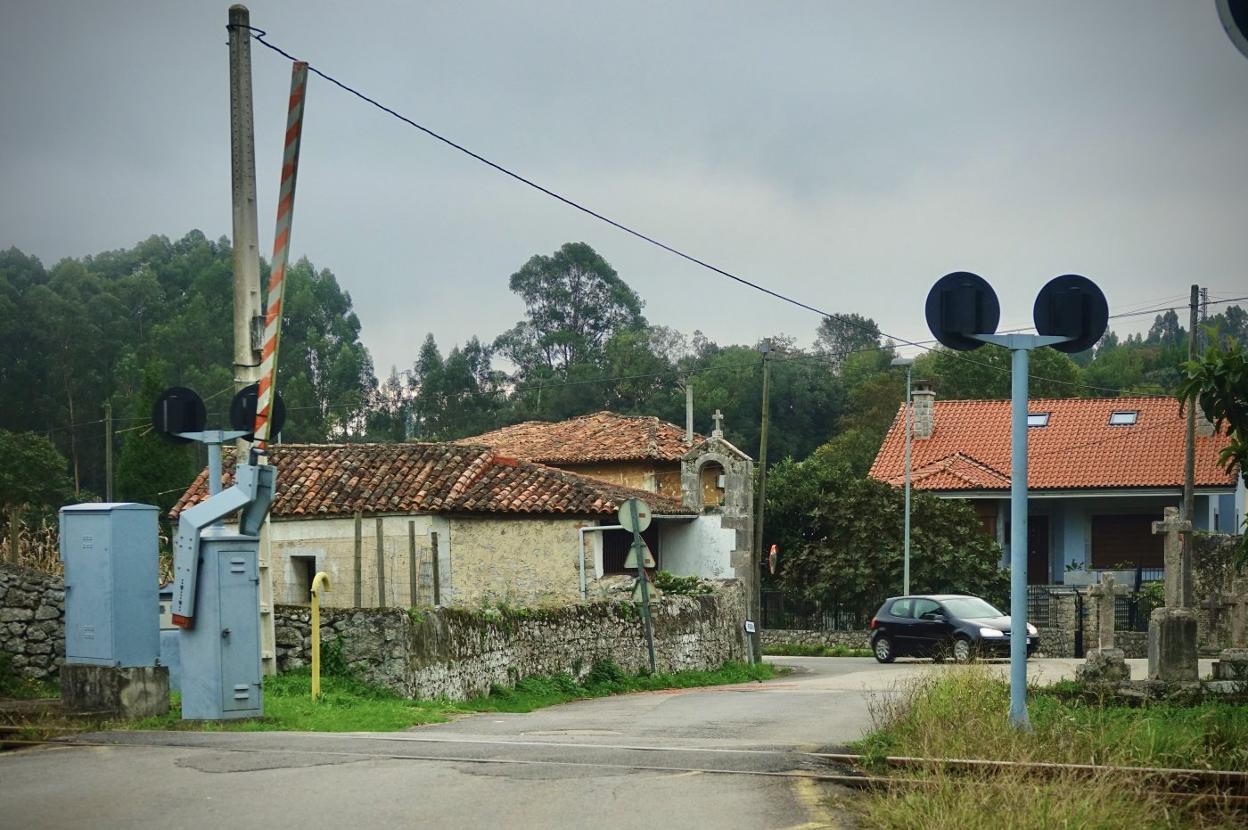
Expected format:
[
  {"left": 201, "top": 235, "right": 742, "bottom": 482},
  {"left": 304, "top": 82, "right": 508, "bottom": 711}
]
[{"left": 2, "top": 1, "right": 1246, "bottom": 374}]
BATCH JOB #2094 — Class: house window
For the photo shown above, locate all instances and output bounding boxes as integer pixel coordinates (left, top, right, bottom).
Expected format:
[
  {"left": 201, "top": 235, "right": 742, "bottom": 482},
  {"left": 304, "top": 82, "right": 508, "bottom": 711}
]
[
  {"left": 1090, "top": 515, "right": 1162, "bottom": 569},
  {"left": 289, "top": 555, "right": 317, "bottom": 604},
  {"left": 1109, "top": 411, "right": 1138, "bottom": 426},
  {"left": 602, "top": 525, "right": 660, "bottom": 575},
  {"left": 1027, "top": 413, "right": 1050, "bottom": 427}
]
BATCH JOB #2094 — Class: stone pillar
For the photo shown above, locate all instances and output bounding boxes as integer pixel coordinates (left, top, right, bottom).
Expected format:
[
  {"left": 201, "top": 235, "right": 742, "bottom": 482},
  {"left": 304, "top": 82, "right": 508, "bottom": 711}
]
[
  {"left": 1147, "top": 607, "right": 1199, "bottom": 682},
  {"left": 1077, "top": 574, "right": 1130, "bottom": 685},
  {"left": 1213, "top": 581, "right": 1248, "bottom": 681}
]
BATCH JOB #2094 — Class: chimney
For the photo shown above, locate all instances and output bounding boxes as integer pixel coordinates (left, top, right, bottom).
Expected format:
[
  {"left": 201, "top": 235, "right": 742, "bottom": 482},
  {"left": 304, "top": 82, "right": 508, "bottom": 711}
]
[
  {"left": 1196, "top": 400, "right": 1216, "bottom": 438},
  {"left": 911, "top": 381, "right": 935, "bottom": 440}
]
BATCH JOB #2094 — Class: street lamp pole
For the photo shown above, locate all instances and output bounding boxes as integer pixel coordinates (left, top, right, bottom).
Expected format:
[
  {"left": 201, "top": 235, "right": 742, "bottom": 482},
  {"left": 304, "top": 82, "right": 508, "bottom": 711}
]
[{"left": 891, "top": 357, "right": 915, "bottom": 596}]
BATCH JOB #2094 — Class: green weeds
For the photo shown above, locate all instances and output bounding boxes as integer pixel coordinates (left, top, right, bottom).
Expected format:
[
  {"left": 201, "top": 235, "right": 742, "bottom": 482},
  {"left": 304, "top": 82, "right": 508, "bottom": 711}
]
[
  {"left": 846, "top": 669, "right": 1248, "bottom": 829},
  {"left": 119, "top": 659, "right": 777, "bottom": 733}
]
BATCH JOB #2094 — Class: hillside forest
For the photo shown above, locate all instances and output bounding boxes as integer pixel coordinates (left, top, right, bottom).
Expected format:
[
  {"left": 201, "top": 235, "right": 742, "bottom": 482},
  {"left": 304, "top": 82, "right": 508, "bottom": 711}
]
[{"left": 1, "top": 232, "right": 1243, "bottom": 525}]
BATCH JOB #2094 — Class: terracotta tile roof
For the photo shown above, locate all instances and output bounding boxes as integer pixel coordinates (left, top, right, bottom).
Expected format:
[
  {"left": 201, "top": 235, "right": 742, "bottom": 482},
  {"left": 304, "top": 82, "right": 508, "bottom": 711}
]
[
  {"left": 171, "top": 443, "right": 694, "bottom": 520},
  {"left": 868, "top": 396, "right": 1236, "bottom": 492},
  {"left": 457, "top": 411, "right": 701, "bottom": 465}
]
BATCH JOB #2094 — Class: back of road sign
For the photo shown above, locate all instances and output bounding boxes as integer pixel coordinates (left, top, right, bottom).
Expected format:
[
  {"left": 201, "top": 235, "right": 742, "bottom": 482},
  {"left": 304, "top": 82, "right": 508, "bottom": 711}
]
[
  {"left": 924, "top": 272, "right": 1000, "bottom": 351},
  {"left": 623, "top": 539, "right": 656, "bottom": 569},
  {"left": 618, "top": 498, "right": 652, "bottom": 533},
  {"left": 1032, "top": 274, "right": 1108, "bottom": 354}
]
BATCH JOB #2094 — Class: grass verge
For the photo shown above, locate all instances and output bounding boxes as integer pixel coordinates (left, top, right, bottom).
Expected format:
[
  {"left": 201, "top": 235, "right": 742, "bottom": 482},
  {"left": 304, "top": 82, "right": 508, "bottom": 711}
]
[
  {"left": 855, "top": 669, "right": 1248, "bottom": 770},
  {"left": 119, "top": 659, "right": 778, "bottom": 733},
  {"left": 762, "top": 643, "right": 872, "bottom": 658},
  {"left": 844, "top": 668, "right": 1246, "bottom": 829}
]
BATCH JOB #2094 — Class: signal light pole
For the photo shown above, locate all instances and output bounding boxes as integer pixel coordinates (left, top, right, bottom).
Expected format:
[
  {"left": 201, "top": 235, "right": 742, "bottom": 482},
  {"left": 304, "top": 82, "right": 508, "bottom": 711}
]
[{"left": 926, "top": 271, "right": 1107, "bottom": 730}]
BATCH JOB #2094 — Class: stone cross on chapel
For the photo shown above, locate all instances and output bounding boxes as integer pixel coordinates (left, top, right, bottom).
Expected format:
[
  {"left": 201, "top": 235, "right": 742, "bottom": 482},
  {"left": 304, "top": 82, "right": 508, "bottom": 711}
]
[
  {"left": 1090, "top": 572, "right": 1129, "bottom": 653},
  {"left": 711, "top": 409, "right": 724, "bottom": 439},
  {"left": 1152, "top": 506, "right": 1193, "bottom": 608}
]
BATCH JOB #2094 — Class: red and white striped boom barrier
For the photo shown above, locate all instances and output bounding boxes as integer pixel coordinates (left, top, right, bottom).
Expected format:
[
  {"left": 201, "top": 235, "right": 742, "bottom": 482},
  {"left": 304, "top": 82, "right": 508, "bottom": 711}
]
[{"left": 253, "top": 60, "right": 308, "bottom": 452}]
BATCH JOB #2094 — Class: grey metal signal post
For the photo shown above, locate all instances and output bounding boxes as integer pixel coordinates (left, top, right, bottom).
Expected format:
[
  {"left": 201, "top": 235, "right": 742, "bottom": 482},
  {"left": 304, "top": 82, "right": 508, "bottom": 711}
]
[
  {"left": 971, "top": 334, "right": 1070, "bottom": 728},
  {"left": 926, "top": 271, "right": 1106, "bottom": 731},
  {"left": 154, "top": 384, "right": 282, "bottom": 721}
]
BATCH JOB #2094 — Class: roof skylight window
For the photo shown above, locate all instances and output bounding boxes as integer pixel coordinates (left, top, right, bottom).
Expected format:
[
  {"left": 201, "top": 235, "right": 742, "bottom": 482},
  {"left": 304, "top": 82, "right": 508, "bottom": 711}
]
[
  {"left": 1027, "top": 413, "right": 1050, "bottom": 427},
  {"left": 1109, "top": 411, "right": 1138, "bottom": 426}
]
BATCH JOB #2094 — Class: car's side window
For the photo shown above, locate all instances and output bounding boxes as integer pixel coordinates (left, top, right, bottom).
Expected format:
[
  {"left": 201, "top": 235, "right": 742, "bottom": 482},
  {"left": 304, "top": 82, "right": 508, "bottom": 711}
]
[
  {"left": 913, "top": 599, "right": 940, "bottom": 619},
  {"left": 890, "top": 599, "right": 913, "bottom": 618}
]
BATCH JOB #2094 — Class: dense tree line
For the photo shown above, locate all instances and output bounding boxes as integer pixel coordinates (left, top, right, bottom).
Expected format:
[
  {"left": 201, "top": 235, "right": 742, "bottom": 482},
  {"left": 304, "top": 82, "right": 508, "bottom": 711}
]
[
  {"left": 0, "top": 232, "right": 374, "bottom": 510},
  {"left": 2, "top": 230, "right": 1238, "bottom": 531}
]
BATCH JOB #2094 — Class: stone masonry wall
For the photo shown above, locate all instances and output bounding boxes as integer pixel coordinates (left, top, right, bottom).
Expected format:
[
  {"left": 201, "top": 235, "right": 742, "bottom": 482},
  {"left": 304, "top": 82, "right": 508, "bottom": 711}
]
[
  {"left": 275, "top": 581, "right": 748, "bottom": 701},
  {"left": 0, "top": 563, "right": 65, "bottom": 680}
]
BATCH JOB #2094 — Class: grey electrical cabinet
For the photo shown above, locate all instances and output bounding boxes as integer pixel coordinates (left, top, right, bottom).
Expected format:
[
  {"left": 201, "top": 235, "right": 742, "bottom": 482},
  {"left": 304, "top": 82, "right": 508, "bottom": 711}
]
[
  {"left": 59, "top": 503, "right": 160, "bottom": 667},
  {"left": 179, "top": 532, "right": 263, "bottom": 720}
]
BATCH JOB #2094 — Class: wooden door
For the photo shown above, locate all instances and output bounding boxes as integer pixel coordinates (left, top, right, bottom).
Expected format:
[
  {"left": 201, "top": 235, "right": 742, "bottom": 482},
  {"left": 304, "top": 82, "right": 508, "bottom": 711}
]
[{"left": 1027, "top": 516, "right": 1050, "bottom": 584}]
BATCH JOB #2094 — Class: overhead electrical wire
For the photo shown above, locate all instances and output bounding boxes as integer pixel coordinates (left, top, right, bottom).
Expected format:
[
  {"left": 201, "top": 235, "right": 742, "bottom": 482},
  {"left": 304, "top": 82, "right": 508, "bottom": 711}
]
[{"left": 233, "top": 23, "right": 1240, "bottom": 401}]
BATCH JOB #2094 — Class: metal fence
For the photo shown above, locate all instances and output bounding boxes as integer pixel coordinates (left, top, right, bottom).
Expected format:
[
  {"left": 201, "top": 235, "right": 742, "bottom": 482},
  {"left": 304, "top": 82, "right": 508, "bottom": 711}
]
[
  {"left": 1027, "top": 584, "right": 1159, "bottom": 633},
  {"left": 1027, "top": 586, "right": 1052, "bottom": 628},
  {"left": 760, "top": 591, "right": 871, "bottom": 631}
]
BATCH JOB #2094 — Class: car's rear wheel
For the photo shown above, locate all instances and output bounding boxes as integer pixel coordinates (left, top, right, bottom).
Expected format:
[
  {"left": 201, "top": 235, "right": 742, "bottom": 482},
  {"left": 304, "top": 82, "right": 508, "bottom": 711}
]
[
  {"left": 873, "top": 635, "right": 895, "bottom": 664},
  {"left": 952, "top": 637, "right": 975, "bottom": 663}
]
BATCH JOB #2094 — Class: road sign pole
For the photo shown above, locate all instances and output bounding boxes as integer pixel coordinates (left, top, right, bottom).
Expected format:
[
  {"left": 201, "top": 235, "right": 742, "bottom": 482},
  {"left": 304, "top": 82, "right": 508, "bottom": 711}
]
[{"left": 628, "top": 499, "right": 657, "bottom": 673}]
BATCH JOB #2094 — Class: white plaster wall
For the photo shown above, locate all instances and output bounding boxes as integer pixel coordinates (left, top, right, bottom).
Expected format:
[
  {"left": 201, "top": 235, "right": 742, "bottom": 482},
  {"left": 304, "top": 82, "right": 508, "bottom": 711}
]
[
  {"left": 260, "top": 514, "right": 448, "bottom": 609},
  {"left": 660, "top": 516, "right": 738, "bottom": 579}
]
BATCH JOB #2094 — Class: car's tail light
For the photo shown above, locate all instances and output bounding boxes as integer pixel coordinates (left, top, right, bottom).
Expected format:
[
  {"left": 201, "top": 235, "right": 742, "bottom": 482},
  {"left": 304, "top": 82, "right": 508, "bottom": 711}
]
[{"left": 869, "top": 617, "right": 877, "bottom": 630}]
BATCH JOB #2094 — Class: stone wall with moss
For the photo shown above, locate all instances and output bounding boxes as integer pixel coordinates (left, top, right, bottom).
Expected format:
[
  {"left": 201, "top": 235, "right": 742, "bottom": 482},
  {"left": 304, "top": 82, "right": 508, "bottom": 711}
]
[
  {"left": 273, "top": 581, "right": 747, "bottom": 700},
  {"left": 0, "top": 563, "right": 65, "bottom": 681}
]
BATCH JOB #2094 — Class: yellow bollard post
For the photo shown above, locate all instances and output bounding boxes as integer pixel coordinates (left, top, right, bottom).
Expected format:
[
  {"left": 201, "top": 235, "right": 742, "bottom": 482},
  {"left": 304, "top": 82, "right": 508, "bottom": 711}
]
[{"left": 310, "top": 571, "right": 331, "bottom": 700}]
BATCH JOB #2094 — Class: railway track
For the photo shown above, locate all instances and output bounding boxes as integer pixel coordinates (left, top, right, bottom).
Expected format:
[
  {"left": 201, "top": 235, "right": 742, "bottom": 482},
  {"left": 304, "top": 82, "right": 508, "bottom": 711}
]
[{"left": 3, "top": 729, "right": 1246, "bottom": 811}]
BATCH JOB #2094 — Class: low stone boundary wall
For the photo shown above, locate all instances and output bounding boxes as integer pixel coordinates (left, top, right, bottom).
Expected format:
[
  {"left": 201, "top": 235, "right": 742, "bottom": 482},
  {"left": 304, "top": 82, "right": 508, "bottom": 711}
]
[
  {"left": 760, "top": 629, "right": 871, "bottom": 651},
  {"left": 0, "top": 564, "right": 65, "bottom": 680},
  {"left": 762, "top": 625, "right": 1149, "bottom": 659},
  {"left": 275, "top": 582, "right": 747, "bottom": 701}
]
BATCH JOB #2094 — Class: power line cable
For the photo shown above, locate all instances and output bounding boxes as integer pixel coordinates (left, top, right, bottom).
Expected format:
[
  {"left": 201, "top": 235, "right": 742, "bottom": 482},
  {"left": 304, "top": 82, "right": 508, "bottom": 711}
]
[{"left": 233, "top": 23, "right": 1240, "bottom": 400}]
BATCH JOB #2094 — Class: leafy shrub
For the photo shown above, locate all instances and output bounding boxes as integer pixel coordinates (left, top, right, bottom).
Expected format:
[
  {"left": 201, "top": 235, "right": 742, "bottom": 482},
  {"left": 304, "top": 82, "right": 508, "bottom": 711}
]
[
  {"left": 652, "top": 570, "right": 713, "bottom": 595},
  {"left": 584, "top": 659, "right": 626, "bottom": 688}
]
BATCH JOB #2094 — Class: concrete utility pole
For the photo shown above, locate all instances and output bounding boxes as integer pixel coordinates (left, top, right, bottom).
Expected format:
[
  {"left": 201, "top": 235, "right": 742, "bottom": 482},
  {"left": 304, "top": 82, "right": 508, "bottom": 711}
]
[
  {"left": 685, "top": 378, "right": 694, "bottom": 445},
  {"left": 229, "top": 4, "right": 263, "bottom": 396},
  {"left": 750, "top": 341, "right": 772, "bottom": 662},
  {"left": 229, "top": 4, "right": 276, "bottom": 677},
  {"left": 104, "top": 401, "right": 113, "bottom": 502},
  {"left": 1182, "top": 284, "right": 1199, "bottom": 608}
]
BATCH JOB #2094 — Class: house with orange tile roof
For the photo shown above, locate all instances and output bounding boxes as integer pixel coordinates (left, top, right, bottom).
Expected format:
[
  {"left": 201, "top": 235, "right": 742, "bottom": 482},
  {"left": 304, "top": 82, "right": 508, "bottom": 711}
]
[
  {"left": 869, "top": 387, "right": 1243, "bottom": 585},
  {"left": 458, "top": 410, "right": 755, "bottom": 584}
]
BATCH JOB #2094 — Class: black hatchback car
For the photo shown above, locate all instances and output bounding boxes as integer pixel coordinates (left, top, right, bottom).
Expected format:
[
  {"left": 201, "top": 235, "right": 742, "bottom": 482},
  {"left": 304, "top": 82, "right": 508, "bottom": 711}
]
[{"left": 868, "top": 594, "right": 1038, "bottom": 663}]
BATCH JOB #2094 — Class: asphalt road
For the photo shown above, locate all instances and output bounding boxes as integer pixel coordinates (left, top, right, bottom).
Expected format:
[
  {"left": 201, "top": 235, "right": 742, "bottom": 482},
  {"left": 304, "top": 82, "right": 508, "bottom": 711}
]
[{"left": 0, "top": 656, "right": 1199, "bottom": 829}]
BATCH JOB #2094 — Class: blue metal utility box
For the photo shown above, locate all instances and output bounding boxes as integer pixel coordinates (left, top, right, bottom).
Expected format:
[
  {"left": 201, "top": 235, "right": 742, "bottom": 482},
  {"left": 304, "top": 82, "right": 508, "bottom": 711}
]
[
  {"left": 59, "top": 503, "right": 160, "bottom": 667},
  {"left": 158, "top": 584, "right": 182, "bottom": 692},
  {"left": 179, "top": 531, "right": 263, "bottom": 719}
]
